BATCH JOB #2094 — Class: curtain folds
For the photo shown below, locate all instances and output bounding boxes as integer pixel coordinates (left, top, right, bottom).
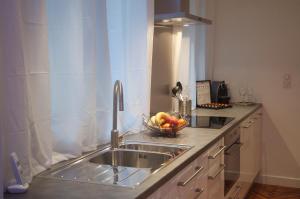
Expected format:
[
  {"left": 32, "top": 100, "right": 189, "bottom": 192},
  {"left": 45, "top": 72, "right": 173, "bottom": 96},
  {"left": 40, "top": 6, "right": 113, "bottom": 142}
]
[
  {"left": 172, "top": 25, "right": 205, "bottom": 109},
  {"left": 1, "top": 0, "right": 53, "bottom": 186},
  {"left": 107, "top": 0, "right": 153, "bottom": 133},
  {"left": 47, "top": 0, "right": 111, "bottom": 157},
  {"left": 0, "top": 0, "right": 154, "bottom": 190}
]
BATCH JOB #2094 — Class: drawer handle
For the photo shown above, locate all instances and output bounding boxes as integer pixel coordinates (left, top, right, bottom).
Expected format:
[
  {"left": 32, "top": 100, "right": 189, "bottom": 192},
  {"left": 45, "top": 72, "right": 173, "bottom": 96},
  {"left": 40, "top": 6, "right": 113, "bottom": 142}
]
[
  {"left": 208, "top": 164, "right": 225, "bottom": 180},
  {"left": 194, "top": 188, "right": 205, "bottom": 199},
  {"left": 241, "top": 125, "right": 251, "bottom": 128},
  {"left": 225, "top": 142, "right": 244, "bottom": 155},
  {"left": 208, "top": 146, "right": 226, "bottom": 159},
  {"left": 241, "top": 121, "right": 252, "bottom": 128},
  {"left": 177, "top": 166, "right": 204, "bottom": 187}
]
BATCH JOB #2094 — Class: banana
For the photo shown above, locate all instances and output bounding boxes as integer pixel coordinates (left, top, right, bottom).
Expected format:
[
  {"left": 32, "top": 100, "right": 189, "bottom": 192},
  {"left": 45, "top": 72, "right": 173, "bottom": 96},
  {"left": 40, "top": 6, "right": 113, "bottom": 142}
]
[
  {"left": 155, "top": 112, "right": 170, "bottom": 126},
  {"left": 150, "top": 116, "right": 156, "bottom": 126}
]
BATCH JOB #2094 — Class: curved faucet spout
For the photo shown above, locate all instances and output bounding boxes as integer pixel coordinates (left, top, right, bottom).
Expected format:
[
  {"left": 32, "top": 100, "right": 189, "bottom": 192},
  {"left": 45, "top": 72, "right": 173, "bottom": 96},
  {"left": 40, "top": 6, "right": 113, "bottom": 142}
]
[{"left": 111, "top": 80, "right": 124, "bottom": 150}]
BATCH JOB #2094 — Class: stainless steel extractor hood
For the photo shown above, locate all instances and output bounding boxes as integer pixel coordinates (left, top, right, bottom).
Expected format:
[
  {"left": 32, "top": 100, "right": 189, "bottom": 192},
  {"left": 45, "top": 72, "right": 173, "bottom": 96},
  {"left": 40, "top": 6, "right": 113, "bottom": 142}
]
[{"left": 155, "top": 0, "right": 212, "bottom": 26}]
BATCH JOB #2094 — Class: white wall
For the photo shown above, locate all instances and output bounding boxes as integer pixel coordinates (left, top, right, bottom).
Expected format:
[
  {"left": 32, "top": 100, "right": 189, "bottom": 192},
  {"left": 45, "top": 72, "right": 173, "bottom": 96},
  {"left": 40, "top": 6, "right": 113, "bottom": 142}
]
[{"left": 213, "top": 0, "right": 300, "bottom": 187}]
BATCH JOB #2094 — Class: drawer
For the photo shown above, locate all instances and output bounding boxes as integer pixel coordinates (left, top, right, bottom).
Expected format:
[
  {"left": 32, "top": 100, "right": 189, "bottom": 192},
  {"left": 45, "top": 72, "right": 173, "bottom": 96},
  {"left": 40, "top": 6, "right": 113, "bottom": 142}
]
[
  {"left": 208, "top": 169, "right": 224, "bottom": 199},
  {"left": 208, "top": 139, "right": 225, "bottom": 171},
  {"left": 176, "top": 160, "right": 205, "bottom": 199},
  {"left": 148, "top": 173, "right": 179, "bottom": 199},
  {"left": 194, "top": 171, "right": 208, "bottom": 199},
  {"left": 176, "top": 152, "right": 209, "bottom": 199},
  {"left": 226, "top": 180, "right": 253, "bottom": 199},
  {"left": 196, "top": 151, "right": 209, "bottom": 173}
]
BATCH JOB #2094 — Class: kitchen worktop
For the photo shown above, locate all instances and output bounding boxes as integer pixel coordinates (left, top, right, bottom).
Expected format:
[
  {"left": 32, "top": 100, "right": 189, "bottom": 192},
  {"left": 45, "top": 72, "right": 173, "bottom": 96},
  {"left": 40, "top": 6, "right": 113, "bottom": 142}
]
[{"left": 4, "top": 104, "right": 262, "bottom": 199}]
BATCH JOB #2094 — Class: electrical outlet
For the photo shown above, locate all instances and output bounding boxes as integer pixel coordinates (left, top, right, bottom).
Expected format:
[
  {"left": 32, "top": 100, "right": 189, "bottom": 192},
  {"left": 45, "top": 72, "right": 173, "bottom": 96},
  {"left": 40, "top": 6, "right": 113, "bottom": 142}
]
[{"left": 283, "top": 73, "right": 292, "bottom": 89}]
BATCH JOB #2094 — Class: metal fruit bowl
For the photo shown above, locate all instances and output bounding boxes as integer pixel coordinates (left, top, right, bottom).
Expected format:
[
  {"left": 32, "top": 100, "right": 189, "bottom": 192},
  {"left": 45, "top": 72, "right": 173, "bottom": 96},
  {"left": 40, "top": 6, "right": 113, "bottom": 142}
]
[{"left": 142, "top": 114, "right": 188, "bottom": 137}]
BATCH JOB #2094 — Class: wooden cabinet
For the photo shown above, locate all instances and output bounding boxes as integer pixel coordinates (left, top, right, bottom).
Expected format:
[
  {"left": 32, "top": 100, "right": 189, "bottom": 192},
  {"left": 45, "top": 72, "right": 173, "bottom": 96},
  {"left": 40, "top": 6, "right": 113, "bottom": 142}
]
[
  {"left": 207, "top": 139, "right": 225, "bottom": 199},
  {"left": 148, "top": 108, "right": 262, "bottom": 199},
  {"left": 240, "top": 109, "right": 262, "bottom": 183},
  {"left": 147, "top": 138, "right": 224, "bottom": 199},
  {"left": 253, "top": 110, "right": 262, "bottom": 175},
  {"left": 227, "top": 108, "right": 262, "bottom": 199}
]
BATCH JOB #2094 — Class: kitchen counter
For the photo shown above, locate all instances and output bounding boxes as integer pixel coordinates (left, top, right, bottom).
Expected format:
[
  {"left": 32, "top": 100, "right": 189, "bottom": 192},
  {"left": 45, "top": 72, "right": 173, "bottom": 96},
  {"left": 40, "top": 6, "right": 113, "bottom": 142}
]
[{"left": 4, "top": 104, "right": 262, "bottom": 199}]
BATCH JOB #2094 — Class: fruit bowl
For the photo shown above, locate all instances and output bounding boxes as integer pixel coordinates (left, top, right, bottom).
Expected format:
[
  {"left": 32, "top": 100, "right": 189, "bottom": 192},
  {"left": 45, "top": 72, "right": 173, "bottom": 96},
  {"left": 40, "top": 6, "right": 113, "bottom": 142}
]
[{"left": 142, "top": 112, "right": 188, "bottom": 137}]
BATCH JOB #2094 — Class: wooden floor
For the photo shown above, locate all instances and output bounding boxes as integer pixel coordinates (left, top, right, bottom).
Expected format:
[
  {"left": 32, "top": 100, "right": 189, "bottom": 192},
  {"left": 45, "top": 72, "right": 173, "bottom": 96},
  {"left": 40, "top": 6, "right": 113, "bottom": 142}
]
[{"left": 246, "top": 183, "right": 300, "bottom": 199}]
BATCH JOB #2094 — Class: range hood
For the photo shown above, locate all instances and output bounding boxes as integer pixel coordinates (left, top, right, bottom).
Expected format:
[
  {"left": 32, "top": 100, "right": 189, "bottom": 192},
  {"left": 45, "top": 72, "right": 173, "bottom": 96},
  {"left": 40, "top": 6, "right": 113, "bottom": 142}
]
[{"left": 155, "top": 0, "right": 212, "bottom": 26}]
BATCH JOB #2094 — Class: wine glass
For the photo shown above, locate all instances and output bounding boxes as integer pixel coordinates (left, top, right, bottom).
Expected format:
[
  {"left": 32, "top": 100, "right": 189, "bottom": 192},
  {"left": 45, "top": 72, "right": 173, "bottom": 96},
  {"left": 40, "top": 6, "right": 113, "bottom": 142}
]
[
  {"left": 247, "top": 88, "right": 254, "bottom": 102},
  {"left": 239, "top": 87, "right": 247, "bottom": 103}
]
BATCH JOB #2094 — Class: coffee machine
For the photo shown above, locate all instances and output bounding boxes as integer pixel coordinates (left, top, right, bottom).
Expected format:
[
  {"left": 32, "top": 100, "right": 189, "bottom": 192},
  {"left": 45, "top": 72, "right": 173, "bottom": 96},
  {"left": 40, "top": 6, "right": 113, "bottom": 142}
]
[{"left": 211, "top": 81, "right": 230, "bottom": 104}]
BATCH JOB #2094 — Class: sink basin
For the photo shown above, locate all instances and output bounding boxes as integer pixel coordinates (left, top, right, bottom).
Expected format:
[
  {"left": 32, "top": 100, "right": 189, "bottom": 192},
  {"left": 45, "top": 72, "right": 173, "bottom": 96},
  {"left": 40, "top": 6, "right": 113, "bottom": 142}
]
[
  {"left": 89, "top": 149, "right": 172, "bottom": 172},
  {"left": 119, "top": 141, "right": 192, "bottom": 158},
  {"left": 39, "top": 142, "right": 192, "bottom": 187}
]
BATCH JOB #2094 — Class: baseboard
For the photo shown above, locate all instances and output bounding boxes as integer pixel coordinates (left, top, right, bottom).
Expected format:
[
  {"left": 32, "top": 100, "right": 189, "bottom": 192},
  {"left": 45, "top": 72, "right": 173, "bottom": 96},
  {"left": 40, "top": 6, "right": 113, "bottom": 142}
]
[{"left": 256, "top": 174, "right": 300, "bottom": 188}]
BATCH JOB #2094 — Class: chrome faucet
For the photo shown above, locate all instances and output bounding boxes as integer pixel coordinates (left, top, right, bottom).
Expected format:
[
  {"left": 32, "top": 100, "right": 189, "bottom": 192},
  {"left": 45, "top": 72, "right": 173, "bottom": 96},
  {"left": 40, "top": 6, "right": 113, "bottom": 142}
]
[{"left": 111, "top": 80, "right": 124, "bottom": 150}]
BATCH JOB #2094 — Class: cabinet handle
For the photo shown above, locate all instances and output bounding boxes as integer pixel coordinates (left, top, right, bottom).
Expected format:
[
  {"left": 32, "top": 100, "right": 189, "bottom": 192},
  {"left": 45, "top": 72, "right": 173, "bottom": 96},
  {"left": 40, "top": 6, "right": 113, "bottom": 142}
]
[
  {"left": 241, "top": 125, "right": 250, "bottom": 128},
  {"left": 177, "top": 166, "right": 204, "bottom": 187},
  {"left": 194, "top": 188, "right": 205, "bottom": 199},
  {"left": 241, "top": 120, "right": 254, "bottom": 128},
  {"left": 225, "top": 142, "right": 244, "bottom": 155},
  {"left": 208, "top": 164, "right": 225, "bottom": 180},
  {"left": 208, "top": 146, "right": 226, "bottom": 159},
  {"left": 242, "top": 122, "right": 253, "bottom": 128}
]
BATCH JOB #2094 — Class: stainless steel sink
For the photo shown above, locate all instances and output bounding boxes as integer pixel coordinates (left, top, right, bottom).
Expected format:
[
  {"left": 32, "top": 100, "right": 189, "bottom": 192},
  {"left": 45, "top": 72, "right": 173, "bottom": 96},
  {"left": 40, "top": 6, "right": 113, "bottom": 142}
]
[
  {"left": 119, "top": 141, "right": 192, "bottom": 158},
  {"left": 38, "top": 142, "right": 192, "bottom": 187},
  {"left": 89, "top": 149, "right": 173, "bottom": 172}
]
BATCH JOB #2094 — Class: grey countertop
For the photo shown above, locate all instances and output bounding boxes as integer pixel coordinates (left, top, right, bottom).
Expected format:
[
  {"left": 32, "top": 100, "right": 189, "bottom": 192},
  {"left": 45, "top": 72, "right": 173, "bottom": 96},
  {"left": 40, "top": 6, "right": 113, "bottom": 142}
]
[{"left": 4, "top": 104, "right": 262, "bottom": 199}]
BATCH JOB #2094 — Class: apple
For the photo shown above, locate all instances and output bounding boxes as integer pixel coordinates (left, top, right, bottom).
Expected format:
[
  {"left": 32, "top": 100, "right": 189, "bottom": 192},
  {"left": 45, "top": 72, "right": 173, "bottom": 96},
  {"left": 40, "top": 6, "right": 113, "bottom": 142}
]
[
  {"left": 165, "top": 116, "right": 179, "bottom": 126},
  {"left": 177, "top": 118, "right": 186, "bottom": 127},
  {"left": 161, "top": 123, "right": 171, "bottom": 129}
]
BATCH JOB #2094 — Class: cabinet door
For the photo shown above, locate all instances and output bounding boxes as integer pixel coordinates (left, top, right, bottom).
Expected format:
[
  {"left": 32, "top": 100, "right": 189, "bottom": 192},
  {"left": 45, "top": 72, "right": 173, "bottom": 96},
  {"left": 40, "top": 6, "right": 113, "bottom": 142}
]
[
  {"left": 207, "top": 139, "right": 225, "bottom": 199},
  {"left": 194, "top": 174, "right": 208, "bottom": 199},
  {"left": 239, "top": 109, "right": 262, "bottom": 199},
  {"left": 176, "top": 160, "right": 203, "bottom": 199},
  {"left": 254, "top": 110, "right": 262, "bottom": 173},
  {"left": 195, "top": 152, "right": 209, "bottom": 199},
  {"left": 249, "top": 118, "right": 258, "bottom": 182},
  {"left": 147, "top": 172, "right": 179, "bottom": 199},
  {"left": 250, "top": 110, "right": 262, "bottom": 177},
  {"left": 147, "top": 154, "right": 209, "bottom": 199},
  {"left": 208, "top": 168, "right": 224, "bottom": 199},
  {"left": 160, "top": 176, "right": 180, "bottom": 199},
  {"left": 240, "top": 119, "right": 254, "bottom": 184}
]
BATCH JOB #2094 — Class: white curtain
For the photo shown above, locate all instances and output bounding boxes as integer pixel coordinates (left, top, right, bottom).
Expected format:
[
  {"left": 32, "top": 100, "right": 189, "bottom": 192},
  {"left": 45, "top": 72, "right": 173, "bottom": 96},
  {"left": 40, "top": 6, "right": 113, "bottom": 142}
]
[
  {"left": 107, "top": 0, "right": 153, "bottom": 132},
  {"left": 1, "top": 0, "right": 53, "bottom": 187},
  {"left": 0, "top": 0, "right": 154, "bottom": 192},
  {"left": 47, "top": 0, "right": 112, "bottom": 157},
  {"left": 172, "top": 25, "right": 205, "bottom": 109}
]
